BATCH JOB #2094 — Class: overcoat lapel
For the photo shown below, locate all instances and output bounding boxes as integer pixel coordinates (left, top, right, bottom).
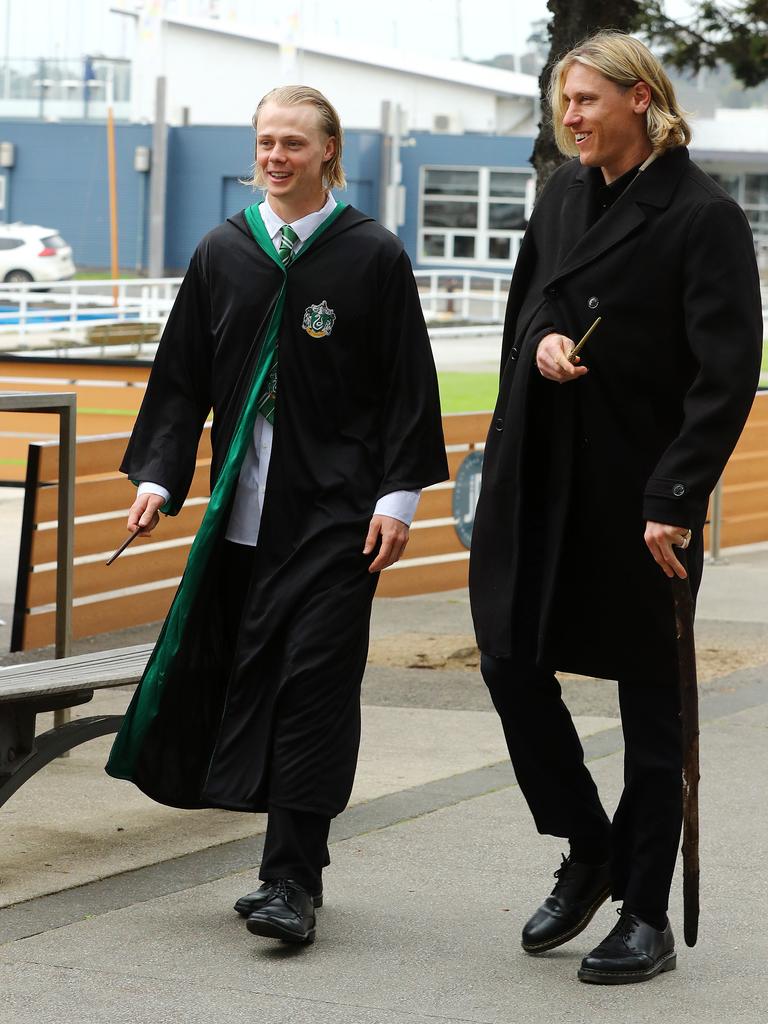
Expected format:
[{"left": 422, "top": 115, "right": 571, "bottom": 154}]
[
  {"left": 549, "top": 169, "right": 646, "bottom": 284},
  {"left": 548, "top": 147, "right": 690, "bottom": 286}
]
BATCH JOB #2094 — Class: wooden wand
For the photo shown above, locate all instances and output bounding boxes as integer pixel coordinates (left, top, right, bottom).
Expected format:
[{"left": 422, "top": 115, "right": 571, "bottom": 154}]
[{"left": 568, "top": 316, "right": 602, "bottom": 363}]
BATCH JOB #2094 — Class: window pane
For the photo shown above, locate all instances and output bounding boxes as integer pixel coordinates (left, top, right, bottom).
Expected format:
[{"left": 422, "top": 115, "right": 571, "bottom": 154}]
[
  {"left": 744, "top": 174, "right": 768, "bottom": 205},
  {"left": 41, "top": 234, "right": 66, "bottom": 249},
  {"left": 424, "top": 168, "right": 479, "bottom": 196},
  {"left": 423, "top": 233, "right": 446, "bottom": 257},
  {"left": 709, "top": 172, "right": 740, "bottom": 199},
  {"left": 0, "top": 237, "right": 23, "bottom": 249},
  {"left": 423, "top": 201, "right": 478, "bottom": 228},
  {"left": 488, "top": 236, "right": 511, "bottom": 260},
  {"left": 488, "top": 202, "right": 526, "bottom": 229},
  {"left": 452, "top": 235, "right": 476, "bottom": 258},
  {"left": 489, "top": 171, "right": 530, "bottom": 198},
  {"left": 746, "top": 208, "right": 768, "bottom": 228}
]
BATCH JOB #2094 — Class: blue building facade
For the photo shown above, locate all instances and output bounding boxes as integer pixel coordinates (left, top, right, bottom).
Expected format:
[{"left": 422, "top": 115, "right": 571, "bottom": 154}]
[{"left": 0, "top": 118, "right": 535, "bottom": 274}]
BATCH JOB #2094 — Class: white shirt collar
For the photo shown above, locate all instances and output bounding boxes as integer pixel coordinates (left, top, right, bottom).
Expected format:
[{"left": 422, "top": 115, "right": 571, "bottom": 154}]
[{"left": 259, "top": 192, "right": 337, "bottom": 244}]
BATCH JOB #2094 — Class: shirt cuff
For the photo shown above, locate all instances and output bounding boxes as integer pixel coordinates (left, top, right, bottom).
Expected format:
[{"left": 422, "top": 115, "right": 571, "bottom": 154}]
[
  {"left": 137, "top": 481, "right": 172, "bottom": 504},
  {"left": 374, "top": 489, "right": 421, "bottom": 526}
]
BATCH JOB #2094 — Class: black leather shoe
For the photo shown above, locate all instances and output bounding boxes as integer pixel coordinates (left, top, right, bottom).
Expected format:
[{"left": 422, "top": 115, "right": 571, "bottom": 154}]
[
  {"left": 245, "top": 878, "right": 317, "bottom": 944},
  {"left": 521, "top": 854, "right": 611, "bottom": 953},
  {"left": 578, "top": 910, "right": 676, "bottom": 984},
  {"left": 234, "top": 880, "right": 323, "bottom": 917}
]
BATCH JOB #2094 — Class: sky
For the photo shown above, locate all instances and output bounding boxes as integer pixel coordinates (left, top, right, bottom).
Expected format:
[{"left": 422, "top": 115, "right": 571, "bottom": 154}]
[{"left": 1, "top": 0, "right": 697, "bottom": 64}]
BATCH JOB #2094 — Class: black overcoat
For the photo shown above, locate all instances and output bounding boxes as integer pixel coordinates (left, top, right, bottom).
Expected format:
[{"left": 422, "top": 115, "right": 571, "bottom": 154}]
[
  {"left": 106, "top": 205, "right": 448, "bottom": 813},
  {"left": 469, "top": 147, "right": 762, "bottom": 679}
]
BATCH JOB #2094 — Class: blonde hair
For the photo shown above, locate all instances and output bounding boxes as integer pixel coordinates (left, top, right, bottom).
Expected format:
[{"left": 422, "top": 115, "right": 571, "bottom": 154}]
[
  {"left": 549, "top": 31, "right": 691, "bottom": 157},
  {"left": 245, "top": 85, "right": 346, "bottom": 190}
]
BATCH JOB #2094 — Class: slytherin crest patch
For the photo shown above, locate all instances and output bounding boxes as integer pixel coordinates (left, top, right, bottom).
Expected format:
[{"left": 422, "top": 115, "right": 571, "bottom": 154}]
[{"left": 302, "top": 299, "right": 336, "bottom": 339}]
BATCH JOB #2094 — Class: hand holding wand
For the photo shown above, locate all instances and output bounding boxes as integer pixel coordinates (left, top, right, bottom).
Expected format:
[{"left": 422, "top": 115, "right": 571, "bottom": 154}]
[{"left": 568, "top": 316, "right": 602, "bottom": 363}]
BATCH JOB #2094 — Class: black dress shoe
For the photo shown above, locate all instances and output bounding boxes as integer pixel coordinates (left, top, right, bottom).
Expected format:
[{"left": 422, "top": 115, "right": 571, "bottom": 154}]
[
  {"left": 246, "top": 878, "right": 317, "bottom": 944},
  {"left": 521, "top": 854, "right": 611, "bottom": 953},
  {"left": 578, "top": 910, "right": 676, "bottom": 984},
  {"left": 234, "top": 880, "right": 323, "bottom": 917}
]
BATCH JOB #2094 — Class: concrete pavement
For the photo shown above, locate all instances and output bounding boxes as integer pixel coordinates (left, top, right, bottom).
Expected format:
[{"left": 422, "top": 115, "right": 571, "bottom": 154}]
[{"left": 0, "top": 675, "right": 766, "bottom": 1023}]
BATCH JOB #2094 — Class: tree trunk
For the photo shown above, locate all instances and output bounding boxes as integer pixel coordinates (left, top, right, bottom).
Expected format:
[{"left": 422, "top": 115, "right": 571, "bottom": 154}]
[{"left": 532, "top": 0, "right": 642, "bottom": 194}]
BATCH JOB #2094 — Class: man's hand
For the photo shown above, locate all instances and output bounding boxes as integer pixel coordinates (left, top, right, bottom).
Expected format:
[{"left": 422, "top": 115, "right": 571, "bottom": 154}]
[
  {"left": 644, "top": 521, "right": 691, "bottom": 579},
  {"left": 536, "top": 332, "right": 589, "bottom": 382},
  {"left": 363, "top": 514, "right": 410, "bottom": 573},
  {"left": 127, "top": 492, "right": 166, "bottom": 536}
]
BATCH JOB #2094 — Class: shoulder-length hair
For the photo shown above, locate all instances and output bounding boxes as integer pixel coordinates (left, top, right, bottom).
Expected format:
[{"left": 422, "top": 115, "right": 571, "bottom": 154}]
[
  {"left": 243, "top": 84, "right": 346, "bottom": 191},
  {"left": 549, "top": 31, "right": 691, "bottom": 157}
]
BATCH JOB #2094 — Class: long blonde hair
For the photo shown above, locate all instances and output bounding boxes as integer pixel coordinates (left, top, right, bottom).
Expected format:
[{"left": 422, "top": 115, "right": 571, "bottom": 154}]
[
  {"left": 244, "top": 85, "right": 346, "bottom": 190},
  {"left": 549, "top": 31, "right": 691, "bottom": 157}
]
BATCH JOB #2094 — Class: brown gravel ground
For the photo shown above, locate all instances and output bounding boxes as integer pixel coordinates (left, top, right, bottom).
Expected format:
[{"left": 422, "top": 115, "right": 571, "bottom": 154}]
[{"left": 366, "top": 631, "right": 768, "bottom": 682}]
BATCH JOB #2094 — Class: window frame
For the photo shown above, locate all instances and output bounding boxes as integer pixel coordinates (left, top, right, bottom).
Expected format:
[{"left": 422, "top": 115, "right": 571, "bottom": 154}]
[{"left": 418, "top": 164, "right": 533, "bottom": 267}]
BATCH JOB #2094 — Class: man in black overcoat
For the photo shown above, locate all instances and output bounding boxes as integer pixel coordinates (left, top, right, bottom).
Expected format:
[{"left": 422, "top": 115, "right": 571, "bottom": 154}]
[
  {"left": 469, "top": 32, "right": 762, "bottom": 984},
  {"left": 106, "top": 86, "right": 448, "bottom": 946}
]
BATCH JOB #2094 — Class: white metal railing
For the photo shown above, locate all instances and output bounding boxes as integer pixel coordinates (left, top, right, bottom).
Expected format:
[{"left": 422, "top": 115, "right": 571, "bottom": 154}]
[
  {"left": 0, "top": 272, "right": 515, "bottom": 346},
  {"left": 1, "top": 275, "right": 765, "bottom": 364},
  {"left": 0, "top": 278, "right": 182, "bottom": 342},
  {"left": 413, "top": 271, "right": 512, "bottom": 324}
]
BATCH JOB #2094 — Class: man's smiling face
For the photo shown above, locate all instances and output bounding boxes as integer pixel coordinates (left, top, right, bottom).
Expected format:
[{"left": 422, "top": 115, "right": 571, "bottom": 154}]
[
  {"left": 561, "top": 63, "right": 652, "bottom": 183},
  {"left": 256, "top": 102, "right": 335, "bottom": 209}
]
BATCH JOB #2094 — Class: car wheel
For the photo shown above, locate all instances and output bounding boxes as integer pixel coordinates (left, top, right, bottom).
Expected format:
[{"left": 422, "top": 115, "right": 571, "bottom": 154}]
[{"left": 4, "top": 269, "right": 34, "bottom": 283}]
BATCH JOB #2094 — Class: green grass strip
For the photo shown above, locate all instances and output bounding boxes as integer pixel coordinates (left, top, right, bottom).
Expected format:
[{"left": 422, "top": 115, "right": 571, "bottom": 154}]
[{"left": 437, "top": 372, "right": 497, "bottom": 414}]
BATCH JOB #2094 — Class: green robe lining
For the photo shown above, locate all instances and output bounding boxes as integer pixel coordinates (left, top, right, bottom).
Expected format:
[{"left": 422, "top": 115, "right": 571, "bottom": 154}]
[{"left": 106, "top": 200, "right": 347, "bottom": 779}]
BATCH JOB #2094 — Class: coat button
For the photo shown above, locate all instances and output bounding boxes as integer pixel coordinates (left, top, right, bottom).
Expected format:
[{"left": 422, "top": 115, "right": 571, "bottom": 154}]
[
  {"left": 546, "top": 286, "right": 558, "bottom": 298},
  {"left": 673, "top": 483, "right": 686, "bottom": 496},
  {"left": 510, "top": 347, "right": 518, "bottom": 361},
  {"left": 587, "top": 296, "right": 599, "bottom": 309},
  {"left": 494, "top": 417, "right": 504, "bottom": 432}
]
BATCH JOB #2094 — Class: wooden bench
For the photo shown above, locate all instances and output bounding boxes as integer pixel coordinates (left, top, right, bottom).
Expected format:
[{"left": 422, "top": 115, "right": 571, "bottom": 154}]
[
  {"left": 85, "top": 322, "right": 161, "bottom": 347},
  {"left": 0, "top": 644, "right": 151, "bottom": 808}
]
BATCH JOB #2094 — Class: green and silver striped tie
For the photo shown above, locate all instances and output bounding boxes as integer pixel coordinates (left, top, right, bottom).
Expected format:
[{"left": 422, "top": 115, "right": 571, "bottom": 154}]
[{"left": 258, "top": 224, "right": 299, "bottom": 425}]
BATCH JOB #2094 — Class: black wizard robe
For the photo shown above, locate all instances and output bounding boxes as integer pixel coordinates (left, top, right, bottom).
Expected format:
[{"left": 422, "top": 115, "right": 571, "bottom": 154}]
[{"left": 106, "top": 203, "right": 448, "bottom": 815}]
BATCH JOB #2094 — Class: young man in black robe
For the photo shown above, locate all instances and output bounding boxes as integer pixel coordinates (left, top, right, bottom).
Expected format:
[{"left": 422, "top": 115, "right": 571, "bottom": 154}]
[
  {"left": 469, "top": 33, "right": 762, "bottom": 984},
  {"left": 106, "top": 86, "right": 447, "bottom": 945}
]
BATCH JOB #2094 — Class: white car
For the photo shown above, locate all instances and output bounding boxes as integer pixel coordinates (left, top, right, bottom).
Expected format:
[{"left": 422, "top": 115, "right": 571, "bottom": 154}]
[{"left": 0, "top": 223, "right": 76, "bottom": 283}]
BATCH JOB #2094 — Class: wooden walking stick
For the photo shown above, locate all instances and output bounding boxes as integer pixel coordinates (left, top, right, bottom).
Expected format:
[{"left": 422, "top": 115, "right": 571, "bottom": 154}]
[{"left": 671, "top": 552, "right": 700, "bottom": 948}]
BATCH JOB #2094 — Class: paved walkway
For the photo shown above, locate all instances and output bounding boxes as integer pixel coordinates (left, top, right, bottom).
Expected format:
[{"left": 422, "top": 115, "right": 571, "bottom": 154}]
[{"left": 1, "top": 480, "right": 767, "bottom": 1020}]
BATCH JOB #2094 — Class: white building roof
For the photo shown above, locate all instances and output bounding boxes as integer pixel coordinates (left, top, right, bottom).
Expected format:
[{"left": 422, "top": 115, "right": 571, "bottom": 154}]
[
  {"left": 112, "top": 6, "right": 538, "bottom": 99},
  {"left": 690, "top": 107, "right": 768, "bottom": 159}
]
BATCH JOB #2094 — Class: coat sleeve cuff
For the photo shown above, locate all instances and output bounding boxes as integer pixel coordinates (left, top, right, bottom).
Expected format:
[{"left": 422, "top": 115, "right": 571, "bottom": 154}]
[
  {"left": 135, "top": 480, "right": 173, "bottom": 516},
  {"left": 642, "top": 476, "right": 697, "bottom": 528},
  {"left": 374, "top": 489, "right": 421, "bottom": 526}
]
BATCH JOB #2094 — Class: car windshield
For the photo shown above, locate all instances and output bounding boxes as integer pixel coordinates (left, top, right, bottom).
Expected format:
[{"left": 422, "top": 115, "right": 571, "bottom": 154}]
[{"left": 41, "top": 234, "right": 66, "bottom": 249}]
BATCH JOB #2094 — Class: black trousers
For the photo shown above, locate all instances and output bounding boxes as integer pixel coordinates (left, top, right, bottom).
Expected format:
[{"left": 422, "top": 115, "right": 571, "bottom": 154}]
[
  {"left": 222, "top": 541, "right": 333, "bottom": 893},
  {"left": 480, "top": 653, "right": 683, "bottom": 920}
]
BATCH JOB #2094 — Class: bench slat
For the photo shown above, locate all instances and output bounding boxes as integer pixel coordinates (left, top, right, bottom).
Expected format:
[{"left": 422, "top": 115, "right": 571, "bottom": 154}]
[{"left": 0, "top": 643, "right": 153, "bottom": 700}]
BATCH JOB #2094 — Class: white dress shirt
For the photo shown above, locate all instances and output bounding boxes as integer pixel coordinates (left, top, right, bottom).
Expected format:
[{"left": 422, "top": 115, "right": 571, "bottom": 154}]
[{"left": 138, "top": 194, "right": 421, "bottom": 544}]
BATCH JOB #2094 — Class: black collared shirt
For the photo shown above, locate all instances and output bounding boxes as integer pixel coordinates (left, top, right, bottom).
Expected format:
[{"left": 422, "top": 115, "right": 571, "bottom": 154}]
[{"left": 590, "top": 163, "right": 643, "bottom": 225}]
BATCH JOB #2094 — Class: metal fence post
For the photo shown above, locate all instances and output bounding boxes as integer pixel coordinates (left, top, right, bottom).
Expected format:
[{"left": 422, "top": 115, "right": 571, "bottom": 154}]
[{"left": 709, "top": 477, "right": 724, "bottom": 563}]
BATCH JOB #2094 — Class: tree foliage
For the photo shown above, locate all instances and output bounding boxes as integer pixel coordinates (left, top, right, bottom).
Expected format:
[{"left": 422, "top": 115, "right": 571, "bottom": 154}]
[{"left": 639, "top": 2, "right": 768, "bottom": 89}]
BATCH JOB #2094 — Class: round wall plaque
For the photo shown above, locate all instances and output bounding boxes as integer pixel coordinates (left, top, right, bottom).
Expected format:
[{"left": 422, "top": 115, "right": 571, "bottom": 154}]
[{"left": 451, "top": 449, "right": 484, "bottom": 549}]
